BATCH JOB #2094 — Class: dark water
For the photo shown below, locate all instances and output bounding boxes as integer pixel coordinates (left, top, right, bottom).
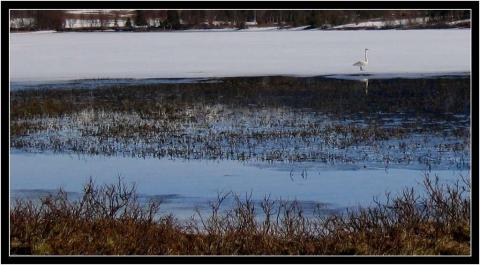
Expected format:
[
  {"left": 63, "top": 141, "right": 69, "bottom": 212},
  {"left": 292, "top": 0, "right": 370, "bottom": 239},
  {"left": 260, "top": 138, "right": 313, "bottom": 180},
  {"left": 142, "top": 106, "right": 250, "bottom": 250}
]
[{"left": 9, "top": 77, "right": 218, "bottom": 91}]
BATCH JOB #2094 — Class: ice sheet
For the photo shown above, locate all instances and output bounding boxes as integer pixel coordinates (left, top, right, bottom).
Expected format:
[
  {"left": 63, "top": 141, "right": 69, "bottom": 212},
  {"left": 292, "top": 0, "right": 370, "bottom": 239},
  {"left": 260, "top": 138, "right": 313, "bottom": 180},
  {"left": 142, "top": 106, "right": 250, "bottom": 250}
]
[{"left": 10, "top": 30, "right": 470, "bottom": 82}]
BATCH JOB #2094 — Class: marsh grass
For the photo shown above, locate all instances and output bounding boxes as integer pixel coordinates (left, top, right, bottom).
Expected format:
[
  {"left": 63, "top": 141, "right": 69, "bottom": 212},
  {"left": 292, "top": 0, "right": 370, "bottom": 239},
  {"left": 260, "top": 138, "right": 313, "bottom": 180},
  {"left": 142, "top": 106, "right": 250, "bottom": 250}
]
[
  {"left": 10, "top": 174, "right": 470, "bottom": 255},
  {"left": 10, "top": 77, "right": 470, "bottom": 168}
]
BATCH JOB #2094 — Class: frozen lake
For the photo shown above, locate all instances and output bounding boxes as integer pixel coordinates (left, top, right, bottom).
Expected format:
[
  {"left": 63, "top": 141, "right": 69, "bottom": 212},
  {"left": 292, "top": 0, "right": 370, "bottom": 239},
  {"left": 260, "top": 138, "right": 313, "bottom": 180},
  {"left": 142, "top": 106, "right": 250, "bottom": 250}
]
[{"left": 10, "top": 30, "right": 470, "bottom": 82}]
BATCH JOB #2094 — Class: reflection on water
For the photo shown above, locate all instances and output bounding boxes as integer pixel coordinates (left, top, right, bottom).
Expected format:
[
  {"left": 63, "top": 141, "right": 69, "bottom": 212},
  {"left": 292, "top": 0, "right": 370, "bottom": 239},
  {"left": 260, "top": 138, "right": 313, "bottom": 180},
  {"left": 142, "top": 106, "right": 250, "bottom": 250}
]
[
  {"left": 9, "top": 77, "right": 217, "bottom": 91},
  {"left": 10, "top": 75, "right": 471, "bottom": 218},
  {"left": 361, "top": 78, "right": 369, "bottom": 95},
  {"left": 10, "top": 151, "right": 469, "bottom": 219}
]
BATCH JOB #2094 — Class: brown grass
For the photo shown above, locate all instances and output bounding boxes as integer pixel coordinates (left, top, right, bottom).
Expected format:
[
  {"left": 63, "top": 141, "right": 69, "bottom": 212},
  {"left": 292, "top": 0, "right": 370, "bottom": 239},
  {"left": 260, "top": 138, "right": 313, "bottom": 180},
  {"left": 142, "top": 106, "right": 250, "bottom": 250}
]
[{"left": 10, "top": 174, "right": 470, "bottom": 255}]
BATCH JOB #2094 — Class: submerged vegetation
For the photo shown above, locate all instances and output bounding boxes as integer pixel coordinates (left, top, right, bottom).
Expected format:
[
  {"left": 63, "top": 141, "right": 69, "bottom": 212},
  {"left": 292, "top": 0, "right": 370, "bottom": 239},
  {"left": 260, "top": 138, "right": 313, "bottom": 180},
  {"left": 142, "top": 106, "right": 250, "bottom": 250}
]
[
  {"left": 10, "top": 174, "right": 470, "bottom": 255},
  {"left": 10, "top": 76, "right": 470, "bottom": 169}
]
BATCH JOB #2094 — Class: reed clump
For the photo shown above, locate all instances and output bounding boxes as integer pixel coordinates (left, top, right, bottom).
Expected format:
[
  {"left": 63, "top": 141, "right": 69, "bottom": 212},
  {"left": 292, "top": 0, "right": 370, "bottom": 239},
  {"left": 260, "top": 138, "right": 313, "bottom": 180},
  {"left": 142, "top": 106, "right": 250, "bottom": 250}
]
[{"left": 10, "top": 174, "right": 470, "bottom": 255}]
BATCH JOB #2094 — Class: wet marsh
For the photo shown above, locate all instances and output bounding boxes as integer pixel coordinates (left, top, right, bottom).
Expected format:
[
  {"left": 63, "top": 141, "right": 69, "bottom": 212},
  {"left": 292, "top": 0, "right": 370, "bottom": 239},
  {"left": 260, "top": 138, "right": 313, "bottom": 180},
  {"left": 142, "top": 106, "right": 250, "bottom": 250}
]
[
  {"left": 10, "top": 75, "right": 472, "bottom": 255},
  {"left": 11, "top": 76, "right": 470, "bottom": 169}
]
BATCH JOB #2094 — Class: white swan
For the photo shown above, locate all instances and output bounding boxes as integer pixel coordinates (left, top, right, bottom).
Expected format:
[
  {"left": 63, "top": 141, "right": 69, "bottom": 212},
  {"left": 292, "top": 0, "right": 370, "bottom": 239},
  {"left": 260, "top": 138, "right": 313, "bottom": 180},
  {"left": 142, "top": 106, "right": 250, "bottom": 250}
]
[{"left": 353, "top": 48, "right": 369, "bottom": 71}]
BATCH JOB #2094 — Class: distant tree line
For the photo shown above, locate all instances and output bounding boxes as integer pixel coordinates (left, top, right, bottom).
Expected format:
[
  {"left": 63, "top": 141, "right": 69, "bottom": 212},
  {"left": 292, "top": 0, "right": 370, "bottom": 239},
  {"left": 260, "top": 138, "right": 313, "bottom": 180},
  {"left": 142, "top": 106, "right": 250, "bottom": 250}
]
[
  {"left": 11, "top": 10, "right": 66, "bottom": 30},
  {"left": 10, "top": 10, "right": 471, "bottom": 31}
]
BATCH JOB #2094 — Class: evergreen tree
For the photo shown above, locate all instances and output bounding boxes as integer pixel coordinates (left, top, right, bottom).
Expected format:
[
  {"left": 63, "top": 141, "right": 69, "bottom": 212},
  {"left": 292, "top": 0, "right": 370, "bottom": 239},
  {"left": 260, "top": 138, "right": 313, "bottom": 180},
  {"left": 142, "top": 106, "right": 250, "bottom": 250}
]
[
  {"left": 166, "top": 10, "right": 181, "bottom": 29},
  {"left": 125, "top": 17, "right": 132, "bottom": 28},
  {"left": 135, "top": 10, "right": 148, "bottom": 26},
  {"left": 34, "top": 10, "right": 65, "bottom": 30}
]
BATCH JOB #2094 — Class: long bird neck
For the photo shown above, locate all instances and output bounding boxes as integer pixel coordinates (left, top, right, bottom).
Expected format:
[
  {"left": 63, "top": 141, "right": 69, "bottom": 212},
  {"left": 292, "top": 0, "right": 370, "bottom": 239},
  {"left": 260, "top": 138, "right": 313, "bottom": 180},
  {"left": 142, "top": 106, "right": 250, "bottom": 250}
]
[{"left": 364, "top": 50, "right": 368, "bottom": 62}]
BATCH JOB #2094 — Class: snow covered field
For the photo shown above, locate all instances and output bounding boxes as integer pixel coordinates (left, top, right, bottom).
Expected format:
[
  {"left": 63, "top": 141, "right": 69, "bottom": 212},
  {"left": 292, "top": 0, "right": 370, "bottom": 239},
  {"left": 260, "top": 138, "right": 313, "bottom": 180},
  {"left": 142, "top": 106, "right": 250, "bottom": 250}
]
[{"left": 10, "top": 29, "right": 470, "bottom": 82}]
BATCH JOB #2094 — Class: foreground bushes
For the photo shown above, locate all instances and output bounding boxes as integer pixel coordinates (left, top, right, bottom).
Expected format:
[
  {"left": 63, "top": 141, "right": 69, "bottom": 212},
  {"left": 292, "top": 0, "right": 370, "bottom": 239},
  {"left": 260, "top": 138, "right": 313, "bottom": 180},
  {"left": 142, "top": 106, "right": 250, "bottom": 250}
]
[{"left": 10, "top": 174, "right": 470, "bottom": 255}]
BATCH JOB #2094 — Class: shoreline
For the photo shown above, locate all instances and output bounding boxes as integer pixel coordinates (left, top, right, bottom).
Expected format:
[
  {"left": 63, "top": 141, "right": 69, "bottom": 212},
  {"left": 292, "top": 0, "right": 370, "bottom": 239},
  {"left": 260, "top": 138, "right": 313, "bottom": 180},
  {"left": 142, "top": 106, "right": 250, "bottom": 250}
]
[{"left": 10, "top": 72, "right": 471, "bottom": 91}]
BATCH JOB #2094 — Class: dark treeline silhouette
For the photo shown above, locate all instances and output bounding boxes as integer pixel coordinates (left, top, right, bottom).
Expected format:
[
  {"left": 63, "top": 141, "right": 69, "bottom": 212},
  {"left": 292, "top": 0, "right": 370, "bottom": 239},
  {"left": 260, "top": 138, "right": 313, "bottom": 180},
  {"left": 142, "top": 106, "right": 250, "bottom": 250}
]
[{"left": 10, "top": 10, "right": 470, "bottom": 31}]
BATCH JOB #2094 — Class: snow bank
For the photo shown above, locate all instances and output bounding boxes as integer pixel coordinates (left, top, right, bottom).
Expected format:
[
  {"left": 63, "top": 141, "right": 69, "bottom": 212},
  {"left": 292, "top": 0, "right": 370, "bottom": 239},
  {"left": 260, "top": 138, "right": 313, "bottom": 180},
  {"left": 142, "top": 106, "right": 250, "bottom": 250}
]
[
  {"left": 286, "top": 26, "right": 311, "bottom": 31},
  {"left": 332, "top": 20, "right": 387, "bottom": 29},
  {"left": 183, "top": 26, "right": 308, "bottom": 32},
  {"left": 447, "top": 19, "right": 471, "bottom": 25},
  {"left": 11, "top": 30, "right": 57, "bottom": 34},
  {"left": 10, "top": 30, "right": 470, "bottom": 82},
  {"left": 183, "top": 28, "right": 238, "bottom": 32},
  {"left": 239, "top": 26, "right": 280, "bottom": 31},
  {"left": 332, "top": 17, "right": 430, "bottom": 29}
]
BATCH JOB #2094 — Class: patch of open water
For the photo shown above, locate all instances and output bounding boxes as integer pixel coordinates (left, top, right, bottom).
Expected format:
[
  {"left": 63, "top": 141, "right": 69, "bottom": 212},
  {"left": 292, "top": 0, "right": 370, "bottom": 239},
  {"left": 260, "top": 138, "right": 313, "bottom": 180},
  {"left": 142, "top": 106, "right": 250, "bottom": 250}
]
[{"left": 10, "top": 150, "right": 469, "bottom": 219}]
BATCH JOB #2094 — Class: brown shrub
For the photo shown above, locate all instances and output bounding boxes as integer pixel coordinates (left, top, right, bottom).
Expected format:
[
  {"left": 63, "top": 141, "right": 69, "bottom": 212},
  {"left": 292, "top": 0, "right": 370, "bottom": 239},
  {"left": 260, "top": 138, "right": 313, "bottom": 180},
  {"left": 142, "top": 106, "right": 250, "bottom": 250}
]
[{"left": 10, "top": 174, "right": 470, "bottom": 255}]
